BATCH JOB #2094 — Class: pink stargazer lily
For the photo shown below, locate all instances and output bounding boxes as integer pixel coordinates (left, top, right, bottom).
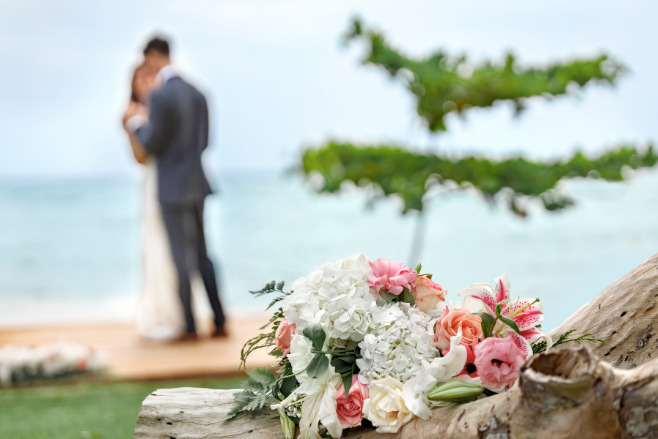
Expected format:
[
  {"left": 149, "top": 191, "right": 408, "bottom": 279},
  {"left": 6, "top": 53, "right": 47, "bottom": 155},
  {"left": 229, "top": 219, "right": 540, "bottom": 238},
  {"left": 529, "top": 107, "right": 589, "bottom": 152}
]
[{"left": 458, "top": 274, "right": 551, "bottom": 357}]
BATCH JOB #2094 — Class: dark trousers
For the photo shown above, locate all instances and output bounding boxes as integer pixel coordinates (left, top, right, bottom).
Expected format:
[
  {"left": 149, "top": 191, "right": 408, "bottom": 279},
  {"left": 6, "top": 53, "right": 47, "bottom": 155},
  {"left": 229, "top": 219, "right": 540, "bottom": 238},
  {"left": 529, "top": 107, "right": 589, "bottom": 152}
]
[{"left": 160, "top": 200, "right": 225, "bottom": 334}]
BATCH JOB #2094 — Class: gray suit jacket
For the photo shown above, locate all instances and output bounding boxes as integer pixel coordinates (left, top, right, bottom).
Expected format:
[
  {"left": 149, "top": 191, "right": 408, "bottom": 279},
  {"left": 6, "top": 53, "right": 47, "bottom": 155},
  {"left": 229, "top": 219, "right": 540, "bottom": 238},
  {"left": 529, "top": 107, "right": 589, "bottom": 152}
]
[{"left": 136, "top": 76, "right": 213, "bottom": 205}]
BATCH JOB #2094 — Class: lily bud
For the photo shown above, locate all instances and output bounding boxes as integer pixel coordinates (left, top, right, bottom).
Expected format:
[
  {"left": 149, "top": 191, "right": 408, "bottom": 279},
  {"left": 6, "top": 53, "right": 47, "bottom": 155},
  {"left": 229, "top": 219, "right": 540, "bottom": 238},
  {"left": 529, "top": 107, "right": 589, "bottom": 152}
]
[
  {"left": 427, "top": 380, "right": 484, "bottom": 403},
  {"left": 277, "top": 407, "right": 296, "bottom": 439}
]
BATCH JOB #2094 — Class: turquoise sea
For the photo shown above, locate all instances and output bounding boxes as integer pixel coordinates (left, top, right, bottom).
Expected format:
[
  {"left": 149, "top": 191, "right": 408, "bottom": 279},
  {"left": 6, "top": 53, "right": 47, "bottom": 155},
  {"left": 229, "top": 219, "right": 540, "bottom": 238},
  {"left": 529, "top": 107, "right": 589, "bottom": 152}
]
[{"left": 1, "top": 169, "right": 657, "bottom": 331}]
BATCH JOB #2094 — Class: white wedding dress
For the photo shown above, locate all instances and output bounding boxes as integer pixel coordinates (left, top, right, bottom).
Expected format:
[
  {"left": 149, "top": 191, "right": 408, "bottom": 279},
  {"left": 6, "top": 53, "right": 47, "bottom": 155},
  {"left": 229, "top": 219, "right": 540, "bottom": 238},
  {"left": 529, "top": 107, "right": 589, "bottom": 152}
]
[{"left": 136, "top": 159, "right": 211, "bottom": 342}]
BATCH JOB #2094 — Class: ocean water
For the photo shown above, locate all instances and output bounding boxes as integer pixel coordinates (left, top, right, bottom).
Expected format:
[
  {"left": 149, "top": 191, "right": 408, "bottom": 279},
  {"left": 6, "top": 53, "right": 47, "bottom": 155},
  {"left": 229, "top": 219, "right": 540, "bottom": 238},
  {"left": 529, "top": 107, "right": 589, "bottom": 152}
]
[{"left": 1, "top": 168, "right": 657, "bottom": 331}]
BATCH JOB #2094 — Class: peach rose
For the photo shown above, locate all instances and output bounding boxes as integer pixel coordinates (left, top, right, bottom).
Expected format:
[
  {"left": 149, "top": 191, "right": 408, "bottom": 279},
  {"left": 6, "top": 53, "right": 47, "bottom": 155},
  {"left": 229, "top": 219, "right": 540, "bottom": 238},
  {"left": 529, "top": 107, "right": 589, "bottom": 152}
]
[
  {"left": 434, "top": 308, "right": 483, "bottom": 350},
  {"left": 335, "top": 375, "right": 368, "bottom": 429},
  {"left": 275, "top": 319, "right": 296, "bottom": 356},
  {"left": 414, "top": 276, "right": 446, "bottom": 313}
]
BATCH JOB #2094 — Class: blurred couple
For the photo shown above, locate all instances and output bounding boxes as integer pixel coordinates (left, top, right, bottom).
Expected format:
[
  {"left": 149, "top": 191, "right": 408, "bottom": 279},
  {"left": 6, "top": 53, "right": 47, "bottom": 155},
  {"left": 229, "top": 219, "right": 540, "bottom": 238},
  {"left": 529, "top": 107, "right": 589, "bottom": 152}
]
[{"left": 122, "top": 37, "right": 227, "bottom": 342}]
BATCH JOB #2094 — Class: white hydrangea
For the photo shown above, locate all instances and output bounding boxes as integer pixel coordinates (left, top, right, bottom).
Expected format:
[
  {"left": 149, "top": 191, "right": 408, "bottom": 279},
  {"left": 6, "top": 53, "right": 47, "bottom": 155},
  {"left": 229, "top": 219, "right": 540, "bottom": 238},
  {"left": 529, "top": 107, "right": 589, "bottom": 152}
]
[
  {"left": 283, "top": 254, "right": 377, "bottom": 342},
  {"left": 357, "top": 302, "right": 438, "bottom": 384}
]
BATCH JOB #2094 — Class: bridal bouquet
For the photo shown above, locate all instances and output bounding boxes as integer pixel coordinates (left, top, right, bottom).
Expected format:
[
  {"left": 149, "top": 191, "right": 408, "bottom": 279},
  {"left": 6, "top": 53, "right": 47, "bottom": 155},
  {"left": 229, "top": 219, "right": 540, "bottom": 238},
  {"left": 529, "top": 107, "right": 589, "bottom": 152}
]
[{"left": 230, "top": 254, "right": 599, "bottom": 438}]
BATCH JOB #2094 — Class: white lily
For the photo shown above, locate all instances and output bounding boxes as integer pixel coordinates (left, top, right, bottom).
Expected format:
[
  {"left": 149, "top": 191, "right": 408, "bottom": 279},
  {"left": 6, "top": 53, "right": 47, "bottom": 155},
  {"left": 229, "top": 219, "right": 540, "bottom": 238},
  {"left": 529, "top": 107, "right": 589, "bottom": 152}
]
[{"left": 402, "top": 330, "right": 467, "bottom": 419}]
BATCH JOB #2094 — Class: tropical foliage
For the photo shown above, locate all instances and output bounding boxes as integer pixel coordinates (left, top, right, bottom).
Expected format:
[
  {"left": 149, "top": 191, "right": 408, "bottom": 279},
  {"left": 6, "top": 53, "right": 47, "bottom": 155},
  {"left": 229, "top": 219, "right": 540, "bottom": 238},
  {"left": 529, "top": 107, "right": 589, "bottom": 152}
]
[
  {"left": 301, "top": 141, "right": 657, "bottom": 216},
  {"left": 343, "top": 18, "right": 626, "bottom": 132},
  {"left": 298, "top": 18, "right": 654, "bottom": 217}
]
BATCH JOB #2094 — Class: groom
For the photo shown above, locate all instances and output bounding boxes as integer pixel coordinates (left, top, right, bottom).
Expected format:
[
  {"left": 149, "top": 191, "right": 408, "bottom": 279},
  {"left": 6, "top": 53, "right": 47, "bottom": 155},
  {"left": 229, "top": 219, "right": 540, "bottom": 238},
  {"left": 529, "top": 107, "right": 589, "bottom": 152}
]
[{"left": 124, "top": 36, "right": 227, "bottom": 340}]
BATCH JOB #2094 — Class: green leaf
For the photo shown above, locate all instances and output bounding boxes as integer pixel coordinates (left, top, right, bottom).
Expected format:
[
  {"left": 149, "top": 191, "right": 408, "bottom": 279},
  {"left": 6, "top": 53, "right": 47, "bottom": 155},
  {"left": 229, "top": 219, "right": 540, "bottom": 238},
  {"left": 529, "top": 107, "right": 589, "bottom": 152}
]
[
  {"left": 400, "top": 288, "right": 416, "bottom": 306},
  {"left": 246, "top": 367, "right": 275, "bottom": 385},
  {"left": 303, "top": 324, "right": 326, "bottom": 352},
  {"left": 341, "top": 372, "right": 354, "bottom": 398},
  {"left": 495, "top": 302, "right": 504, "bottom": 318},
  {"left": 499, "top": 316, "right": 521, "bottom": 334},
  {"left": 414, "top": 263, "right": 422, "bottom": 273},
  {"left": 278, "top": 376, "right": 298, "bottom": 399},
  {"left": 331, "top": 357, "right": 354, "bottom": 374},
  {"left": 385, "top": 292, "right": 398, "bottom": 304},
  {"left": 473, "top": 312, "right": 495, "bottom": 338},
  {"left": 307, "top": 354, "right": 330, "bottom": 379},
  {"left": 242, "top": 379, "right": 265, "bottom": 393}
]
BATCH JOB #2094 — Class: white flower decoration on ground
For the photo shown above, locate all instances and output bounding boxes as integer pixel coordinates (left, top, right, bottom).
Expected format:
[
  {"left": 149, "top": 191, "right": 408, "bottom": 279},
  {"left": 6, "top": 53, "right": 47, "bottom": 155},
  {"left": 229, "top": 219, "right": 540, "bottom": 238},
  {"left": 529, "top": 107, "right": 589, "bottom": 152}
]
[
  {"left": 357, "top": 302, "right": 438, "bottom": 384},
  {"left": 284, "top": 254, "right": 377, "bottom": 342},
  {"left": 0, "top": 341, "right": 106, "bottom": 386}
]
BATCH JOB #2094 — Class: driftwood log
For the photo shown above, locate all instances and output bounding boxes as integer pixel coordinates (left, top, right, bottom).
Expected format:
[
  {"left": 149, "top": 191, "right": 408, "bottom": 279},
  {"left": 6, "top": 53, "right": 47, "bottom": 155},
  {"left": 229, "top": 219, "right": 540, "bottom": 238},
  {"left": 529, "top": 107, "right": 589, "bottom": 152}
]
[
  {"left": 134, "top": 253, "right": 658, "bottom": 438},
  {"left": 548, "top": 253, "right": 658, "bottom": 369}
]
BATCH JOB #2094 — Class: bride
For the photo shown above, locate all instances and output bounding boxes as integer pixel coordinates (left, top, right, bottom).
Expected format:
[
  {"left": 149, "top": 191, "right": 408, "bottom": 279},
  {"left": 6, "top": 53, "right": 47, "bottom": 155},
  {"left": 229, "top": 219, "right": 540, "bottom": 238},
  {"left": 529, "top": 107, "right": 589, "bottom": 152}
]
[{"left": 125, "top": 64, "right": 210, "bottom": 342}]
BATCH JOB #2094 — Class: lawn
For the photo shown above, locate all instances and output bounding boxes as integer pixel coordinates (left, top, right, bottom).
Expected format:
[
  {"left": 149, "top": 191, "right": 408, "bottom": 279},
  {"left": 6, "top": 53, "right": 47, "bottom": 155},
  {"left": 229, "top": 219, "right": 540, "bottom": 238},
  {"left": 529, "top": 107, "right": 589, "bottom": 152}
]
[{"left": 0, "top": 376, "right": 245, "bottom": 439}]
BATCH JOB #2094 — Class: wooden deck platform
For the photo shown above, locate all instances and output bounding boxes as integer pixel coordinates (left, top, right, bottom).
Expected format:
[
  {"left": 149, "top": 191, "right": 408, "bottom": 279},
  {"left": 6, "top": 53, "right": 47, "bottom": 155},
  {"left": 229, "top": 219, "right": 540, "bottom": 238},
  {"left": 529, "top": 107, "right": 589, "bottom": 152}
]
[{"left": 0, "top": 316, "right": 273, "bottom": 381}]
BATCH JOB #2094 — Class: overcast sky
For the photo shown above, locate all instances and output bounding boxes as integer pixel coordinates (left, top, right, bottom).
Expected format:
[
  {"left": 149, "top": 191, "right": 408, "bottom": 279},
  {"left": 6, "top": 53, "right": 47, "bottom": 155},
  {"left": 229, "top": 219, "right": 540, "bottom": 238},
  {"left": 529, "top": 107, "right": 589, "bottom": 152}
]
[{"left": 1, "top": 0, "right": 656, "bottom": 178}]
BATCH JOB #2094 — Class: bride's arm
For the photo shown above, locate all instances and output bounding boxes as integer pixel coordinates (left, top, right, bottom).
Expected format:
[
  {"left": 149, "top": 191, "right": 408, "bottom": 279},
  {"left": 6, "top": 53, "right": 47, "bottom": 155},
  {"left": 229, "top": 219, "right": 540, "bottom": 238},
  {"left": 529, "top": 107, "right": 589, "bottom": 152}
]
[
  {"left": 123, "top": 101, "right": 149, "bottom": 165},
  {"left": 127, "top": 131, "right": 149, "bottom": 165}
]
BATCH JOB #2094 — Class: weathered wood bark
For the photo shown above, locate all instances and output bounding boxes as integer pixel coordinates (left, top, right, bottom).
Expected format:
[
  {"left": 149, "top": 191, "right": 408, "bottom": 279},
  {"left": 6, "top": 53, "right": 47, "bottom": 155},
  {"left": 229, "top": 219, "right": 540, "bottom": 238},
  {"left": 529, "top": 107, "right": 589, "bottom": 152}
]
[
  {"left": 395, "top": 346, "right": 658, "bottom": 439},
  {"left": 135, "top": 253, "right": 658, "bottom": 438},
  {"left": 134, "top": 387, "right": 280, "bottom": 438},
  {"left": 548, "top": 253, "right": 658, "bottom": 369}
]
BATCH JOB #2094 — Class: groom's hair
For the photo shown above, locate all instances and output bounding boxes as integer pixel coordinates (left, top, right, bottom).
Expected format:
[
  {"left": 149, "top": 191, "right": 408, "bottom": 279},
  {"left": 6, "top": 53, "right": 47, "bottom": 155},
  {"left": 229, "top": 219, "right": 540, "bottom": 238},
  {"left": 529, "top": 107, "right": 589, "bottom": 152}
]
[{"left": 143, "top": 37, "right": 170, "bottom": 57}]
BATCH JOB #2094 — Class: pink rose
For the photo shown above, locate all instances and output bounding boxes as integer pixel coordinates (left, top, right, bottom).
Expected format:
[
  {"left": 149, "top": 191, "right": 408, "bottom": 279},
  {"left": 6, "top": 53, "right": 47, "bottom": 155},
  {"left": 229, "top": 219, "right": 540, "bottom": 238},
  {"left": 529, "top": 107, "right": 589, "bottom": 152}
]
[
  {"left": 367, "top": 258, "right": 417, "bottom": 296},
  {"left": 434, "top": 308, "right": 483, "bottom": 350},
  {"left": 414, "top": 276, "right": 446, "bottom": 312},
  {"left": 335, "top": 375, "right": 369, "bottom": 429},
  {"left": 275, "top": 319, "right": 296, "bottom": 357},
  {"left": 474, "top": 336, "right": 525, "bottom": 389}
]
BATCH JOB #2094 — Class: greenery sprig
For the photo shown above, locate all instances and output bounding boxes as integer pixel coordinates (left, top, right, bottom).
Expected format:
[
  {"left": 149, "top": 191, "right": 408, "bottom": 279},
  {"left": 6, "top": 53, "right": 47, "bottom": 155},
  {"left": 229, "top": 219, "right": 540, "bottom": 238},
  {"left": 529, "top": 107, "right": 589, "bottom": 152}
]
[
  {"left": 239, "top": 281, "right": 291, "bottom": 369},
  {"left": 226, "top": 367, "right": 277, "bottom": 420},
  {"left": 230, "top": 281, "right": 300, "bottom": 421},
  {"left": 532, "top": 329, "right": 604, "bottom": 354}
]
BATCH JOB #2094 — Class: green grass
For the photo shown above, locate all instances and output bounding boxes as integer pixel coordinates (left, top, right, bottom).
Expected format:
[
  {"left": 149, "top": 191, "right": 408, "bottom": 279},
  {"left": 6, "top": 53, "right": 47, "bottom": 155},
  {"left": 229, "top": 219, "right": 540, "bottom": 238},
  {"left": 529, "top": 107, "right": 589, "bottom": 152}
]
[{"left": 0, "top": 376, "right": 245, "bottom": 439}]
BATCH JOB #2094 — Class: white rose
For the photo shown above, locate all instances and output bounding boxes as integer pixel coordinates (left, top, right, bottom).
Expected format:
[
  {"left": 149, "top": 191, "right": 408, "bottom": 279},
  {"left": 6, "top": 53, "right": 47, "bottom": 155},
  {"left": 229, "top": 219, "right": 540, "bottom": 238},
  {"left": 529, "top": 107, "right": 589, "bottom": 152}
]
[
  {"left": 363, "top": 376, "right": 414, "bottom": 433},
  {"left": 287, "top": 334, "right": 314, "bottom": 376}
]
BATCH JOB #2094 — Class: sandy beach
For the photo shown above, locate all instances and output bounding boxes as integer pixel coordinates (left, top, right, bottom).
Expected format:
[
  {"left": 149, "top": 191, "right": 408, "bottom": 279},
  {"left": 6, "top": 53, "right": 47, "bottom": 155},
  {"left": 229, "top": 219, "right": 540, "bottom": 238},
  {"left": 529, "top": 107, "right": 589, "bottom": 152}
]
[{"left": 0, "top": 315, "right": 272, "bottom": 381}]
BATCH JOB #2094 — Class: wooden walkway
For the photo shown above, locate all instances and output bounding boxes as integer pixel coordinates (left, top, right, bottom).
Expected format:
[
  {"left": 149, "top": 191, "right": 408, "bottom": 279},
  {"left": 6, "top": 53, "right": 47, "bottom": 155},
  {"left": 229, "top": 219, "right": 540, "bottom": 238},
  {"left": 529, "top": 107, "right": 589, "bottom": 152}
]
[{"left": 0, "top": 316, "right": 273, "bottom": 381}]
